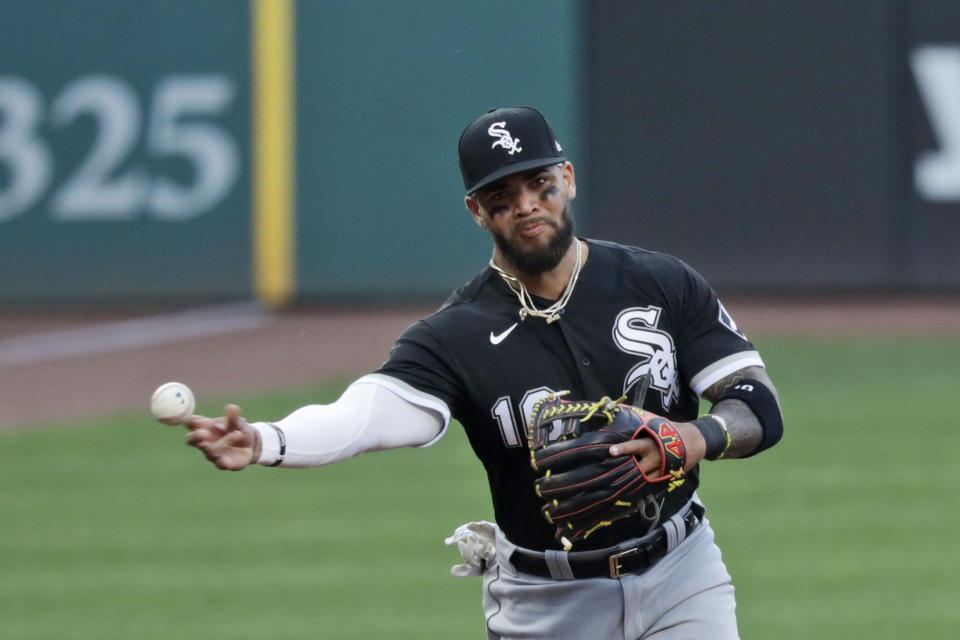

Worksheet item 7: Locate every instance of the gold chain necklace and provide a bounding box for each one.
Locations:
[489,239,583,324]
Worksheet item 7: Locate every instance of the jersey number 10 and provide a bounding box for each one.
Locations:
[490,387,560,448]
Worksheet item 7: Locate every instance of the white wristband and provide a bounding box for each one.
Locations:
[252,421,285,466]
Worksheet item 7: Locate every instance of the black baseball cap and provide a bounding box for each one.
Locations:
[458,106,566,195]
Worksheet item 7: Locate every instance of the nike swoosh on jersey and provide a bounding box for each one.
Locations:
[489,323,519,345]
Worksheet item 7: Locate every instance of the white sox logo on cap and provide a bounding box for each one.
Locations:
[488,121,522,155]
[459,106,566,194]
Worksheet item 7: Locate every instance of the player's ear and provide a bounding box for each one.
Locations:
[465,195,486,229]
[561,162,576,200]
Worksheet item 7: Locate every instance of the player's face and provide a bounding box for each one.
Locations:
[467,163,577,274]
[490,202,575,274]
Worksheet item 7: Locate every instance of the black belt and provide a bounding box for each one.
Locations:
[509,502,705,580]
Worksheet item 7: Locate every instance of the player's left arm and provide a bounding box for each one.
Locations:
[696,364,782,460]
[611,365,782,472]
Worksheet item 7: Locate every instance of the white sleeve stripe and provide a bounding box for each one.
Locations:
[690,351,765,395]
[353,373,452,447]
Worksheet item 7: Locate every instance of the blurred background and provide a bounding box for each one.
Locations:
[1,1,958,639]
[2,0,957,306]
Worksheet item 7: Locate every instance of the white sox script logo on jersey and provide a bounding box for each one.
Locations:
[488,121,522,155]
[612,306,679,411]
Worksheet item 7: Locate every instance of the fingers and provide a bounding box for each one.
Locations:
[185,428,252,471]
[608,438,650,458]
[609,438,662,475]
[183,403,253,471]
[184,414,212,431]
[185,404,243,433]
[224,403,242,431]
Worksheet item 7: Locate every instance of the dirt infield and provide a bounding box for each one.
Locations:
[1,296,958,430]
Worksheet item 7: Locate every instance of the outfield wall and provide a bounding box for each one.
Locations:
[583,0,960,291]
[0,1,956,304]
[0,2,252,301]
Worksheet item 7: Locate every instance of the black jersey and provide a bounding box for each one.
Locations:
[377,239,762,551]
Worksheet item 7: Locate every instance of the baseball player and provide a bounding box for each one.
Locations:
[184,106,783,639]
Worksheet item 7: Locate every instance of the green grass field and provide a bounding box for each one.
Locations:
[2,336,958,639]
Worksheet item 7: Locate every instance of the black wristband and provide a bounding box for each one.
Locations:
[266,422,286,467]
[718,379,783,455]
[692,415,730,461]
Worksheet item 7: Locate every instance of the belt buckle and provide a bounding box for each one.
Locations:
[608,547,640,579]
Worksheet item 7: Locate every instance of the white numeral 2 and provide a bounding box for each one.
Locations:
[0,74,239,221]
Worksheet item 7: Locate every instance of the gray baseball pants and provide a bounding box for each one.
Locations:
[482,516,739,639]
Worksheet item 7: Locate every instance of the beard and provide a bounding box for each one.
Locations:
[491,204,576,275]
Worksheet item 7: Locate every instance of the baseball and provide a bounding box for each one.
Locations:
[150,381,196,425]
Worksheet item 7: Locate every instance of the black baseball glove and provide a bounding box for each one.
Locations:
[527,393,687,549]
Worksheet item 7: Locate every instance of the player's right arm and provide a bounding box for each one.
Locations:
[184,374,448,471]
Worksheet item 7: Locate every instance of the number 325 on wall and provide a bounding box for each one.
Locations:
[0,75,240,222]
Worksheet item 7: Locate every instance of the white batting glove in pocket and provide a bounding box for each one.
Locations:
[444,521,497,577]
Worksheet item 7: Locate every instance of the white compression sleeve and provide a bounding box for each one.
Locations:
[252,373,450,468]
